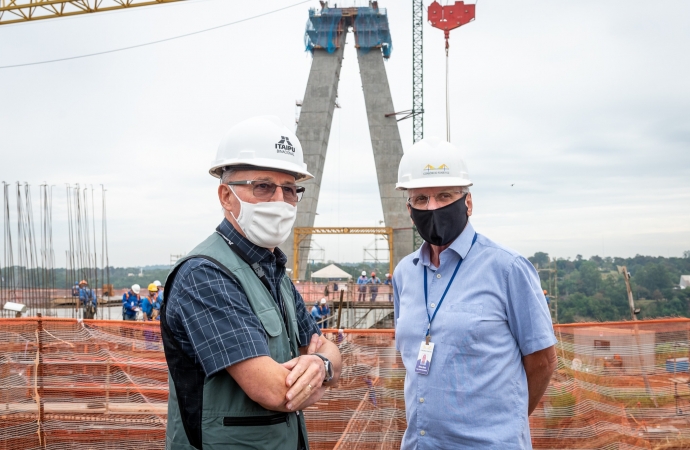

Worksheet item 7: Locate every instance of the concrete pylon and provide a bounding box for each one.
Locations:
[356,48,413,272]
[281,33,413,279]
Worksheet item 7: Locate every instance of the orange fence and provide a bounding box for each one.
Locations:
[1,317,690,449]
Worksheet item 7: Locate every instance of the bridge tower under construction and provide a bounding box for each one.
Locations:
[282,3,413,278]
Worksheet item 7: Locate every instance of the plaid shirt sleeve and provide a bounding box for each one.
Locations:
[166,258,270,377]
[291,283,322,347]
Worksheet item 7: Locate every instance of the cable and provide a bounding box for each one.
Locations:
[445,45,449,142]
[0,0,311,70]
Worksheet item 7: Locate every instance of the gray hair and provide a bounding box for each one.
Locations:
[221,167,239,185]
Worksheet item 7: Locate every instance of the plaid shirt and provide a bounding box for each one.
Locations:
[165,219,321,377]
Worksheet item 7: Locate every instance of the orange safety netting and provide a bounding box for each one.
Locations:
[1,317,690,449]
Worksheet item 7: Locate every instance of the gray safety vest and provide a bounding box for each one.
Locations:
[160,232,307,450]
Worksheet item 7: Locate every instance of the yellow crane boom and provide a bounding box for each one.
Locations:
[0,0,184,26]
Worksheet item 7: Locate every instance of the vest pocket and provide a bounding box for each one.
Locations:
[223,413,289,427]
[255,307,283,337]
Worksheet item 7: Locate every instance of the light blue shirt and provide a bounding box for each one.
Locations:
[393,222,556,449]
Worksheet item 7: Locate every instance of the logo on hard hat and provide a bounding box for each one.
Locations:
[423,164,449,175]
[275,136,296,155]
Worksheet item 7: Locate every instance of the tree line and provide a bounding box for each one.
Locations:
[528,251,690,323]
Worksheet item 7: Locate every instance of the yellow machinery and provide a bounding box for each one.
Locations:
[0,0,183,25]
[292,227,393,281]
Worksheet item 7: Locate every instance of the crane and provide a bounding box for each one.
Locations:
[0,0,184,26]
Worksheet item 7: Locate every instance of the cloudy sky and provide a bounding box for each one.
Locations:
[0,0,688,268]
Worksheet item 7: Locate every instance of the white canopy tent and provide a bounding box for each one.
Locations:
[310,264,353,280]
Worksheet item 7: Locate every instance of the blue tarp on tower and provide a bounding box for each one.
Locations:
[354,7,392,59]
[304,6,393,59]
[304,8,343,54]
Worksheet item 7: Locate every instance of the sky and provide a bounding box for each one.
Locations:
[0,0,688,268]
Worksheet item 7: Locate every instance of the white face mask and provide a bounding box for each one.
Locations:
[229,187,297,248]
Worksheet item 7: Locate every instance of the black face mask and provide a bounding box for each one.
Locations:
[410,194,469,246]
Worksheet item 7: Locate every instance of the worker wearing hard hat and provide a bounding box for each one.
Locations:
[384,273,393,302]
[122,284,140,321]
[367,271,381,302]
[356,270,368,302]
[317,298,330,329]
[78,280,97,319]
[140,284,158,321]
[151,280,163,320]
[161,116,341,450]
[392,138,556,449]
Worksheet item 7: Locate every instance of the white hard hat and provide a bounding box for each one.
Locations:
[361,271,366,276]
[396,137,472,190]
[210,116,314,181]
[320,298,327,304]
[131,284,141,294]
[153,280,162,287]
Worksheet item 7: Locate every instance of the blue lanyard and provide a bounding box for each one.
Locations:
[423,233,477,343]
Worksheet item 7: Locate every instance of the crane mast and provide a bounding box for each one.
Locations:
[412,0,424,144]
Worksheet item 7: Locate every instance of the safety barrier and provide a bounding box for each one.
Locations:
[1,317,689,449]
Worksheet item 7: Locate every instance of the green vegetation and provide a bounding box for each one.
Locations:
[528,252,690,323]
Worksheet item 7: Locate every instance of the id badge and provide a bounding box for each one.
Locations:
[414,341,435,375]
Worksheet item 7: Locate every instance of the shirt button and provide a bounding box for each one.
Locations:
[419,397,425,403]
[430,303,435,308]
[420,430,426,436]
[436,273,441,279]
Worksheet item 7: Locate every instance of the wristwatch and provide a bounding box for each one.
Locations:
[313,353,334,383]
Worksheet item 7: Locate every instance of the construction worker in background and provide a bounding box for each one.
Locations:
[161,116,341,450]
[310,301,322,326]
[140,284,157,321]
[368,271,381,302]
[357,270,368,302]
[317,298,330,329]
[154,280,164,303]
[393,138,557,449]
[544,289,550,306]
[122,284,140,321]
[79,280,97,319]
[384,273,393,302]
[71,281,80,298]
[151,280,163,320]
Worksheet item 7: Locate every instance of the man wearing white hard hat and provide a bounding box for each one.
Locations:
[161,116,341,450]
[122,284,141,321]
[393,138,556,449]
[356,270,368,302]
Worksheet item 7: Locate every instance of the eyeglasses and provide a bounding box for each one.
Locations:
[407,191,465,210]
[226,180,306,203]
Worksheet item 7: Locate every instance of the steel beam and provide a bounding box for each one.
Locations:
[0,0,183,25]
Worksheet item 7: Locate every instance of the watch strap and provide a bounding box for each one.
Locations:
[313,353,333,382]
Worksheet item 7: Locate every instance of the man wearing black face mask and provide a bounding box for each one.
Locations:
[392,138,557,450]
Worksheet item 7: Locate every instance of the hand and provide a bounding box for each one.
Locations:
[306,333,323,355]
[281,354,326,411]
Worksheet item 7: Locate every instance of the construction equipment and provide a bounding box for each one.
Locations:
[427,1,476,142]
[0,0,184,26]
[292,227,394,282]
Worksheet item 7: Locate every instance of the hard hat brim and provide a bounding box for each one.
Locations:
[395,177,473,190]
[210,159,314,181]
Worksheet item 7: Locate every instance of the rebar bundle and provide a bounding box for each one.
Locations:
[0,182,109,318]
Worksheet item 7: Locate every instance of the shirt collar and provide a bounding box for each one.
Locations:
[413,221,476,267]
[217,218,286,266]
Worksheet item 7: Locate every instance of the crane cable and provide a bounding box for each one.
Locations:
[445,38,451,143]
[0,0,311,70]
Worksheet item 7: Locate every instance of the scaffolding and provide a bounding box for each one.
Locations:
[304,3,392,59]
